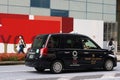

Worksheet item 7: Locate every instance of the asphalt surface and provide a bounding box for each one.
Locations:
[0,62,120,80]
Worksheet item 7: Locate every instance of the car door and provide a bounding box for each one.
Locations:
[77,36,105,67]
[70,36,92,66]
[61,35,76,68]
[47,34,75,68]
[61,35,86,68]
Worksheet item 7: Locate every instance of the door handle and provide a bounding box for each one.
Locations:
[84,52,89,54]
[99,56,103,58]
[64,52,70,54]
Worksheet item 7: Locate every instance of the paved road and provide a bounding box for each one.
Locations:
[0,62,120,80]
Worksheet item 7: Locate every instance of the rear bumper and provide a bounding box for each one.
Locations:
[25,58,51,68]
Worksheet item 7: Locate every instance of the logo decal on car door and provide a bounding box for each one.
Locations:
[70,51,80,66]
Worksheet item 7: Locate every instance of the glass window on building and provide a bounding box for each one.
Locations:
[104,22,117,41]
[51,9,69,17]
[30,0,50,8]
[117,0,120,50]
[104,22,117,52]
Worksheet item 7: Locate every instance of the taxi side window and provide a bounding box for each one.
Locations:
[82,38,98,49]
[47,36,60,48]
[74,37,83,49]
[65,39,73,48]
[64,36,83,49]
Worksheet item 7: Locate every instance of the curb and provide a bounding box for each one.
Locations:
[0,61,25,65]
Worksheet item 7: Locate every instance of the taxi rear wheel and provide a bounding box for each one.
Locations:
[35,67,45,72]
[50,60,63,74]
[104,59,114,71]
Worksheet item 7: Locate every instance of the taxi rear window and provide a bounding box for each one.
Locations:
[32,35,48,49]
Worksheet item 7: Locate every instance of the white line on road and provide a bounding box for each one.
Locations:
[16,79,25,80]
[57,77,70,80]
[101,73,116,79]
[0,70,34,73]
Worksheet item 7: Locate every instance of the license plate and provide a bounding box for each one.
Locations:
[29,55,34,59]
[29,52,35,54]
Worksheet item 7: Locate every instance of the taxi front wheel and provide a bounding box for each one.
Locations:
[104,59,114,71]
[50,60,63,74]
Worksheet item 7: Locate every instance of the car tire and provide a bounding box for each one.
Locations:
[35,67,45,72]
[50,60,63,74]
[104,59,114,71]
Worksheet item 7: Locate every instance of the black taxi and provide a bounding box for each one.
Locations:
[25,33,117,73]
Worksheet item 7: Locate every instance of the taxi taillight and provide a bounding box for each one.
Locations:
[27,47,31,51]
[40,48,48,56]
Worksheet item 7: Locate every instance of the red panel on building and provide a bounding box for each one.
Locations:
[34,16,73,33]
[0,14,73,44]
[0,18,60,44]
[0,13,28,24]
[62,17,73,33]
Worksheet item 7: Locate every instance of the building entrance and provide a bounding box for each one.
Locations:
[104,22,118,53]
